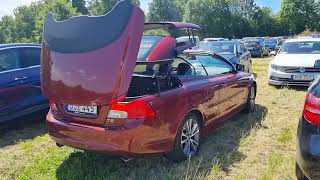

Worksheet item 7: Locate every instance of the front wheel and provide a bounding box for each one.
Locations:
[166,114,201,162]
[244,86,256,113]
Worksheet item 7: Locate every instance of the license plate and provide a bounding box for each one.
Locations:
[66,104,97,115]
[292,75,314,81]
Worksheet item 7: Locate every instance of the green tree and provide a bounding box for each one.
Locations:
[89,0,140,16]
[184,0,232,38]
[0,15,16,43]
[33,0,79,42]
[147,0,182,22]
[71,0,89,14]
[280,0,319,35]
[14,2,40,42]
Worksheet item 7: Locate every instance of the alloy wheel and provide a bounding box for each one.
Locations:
[181,118,200,156]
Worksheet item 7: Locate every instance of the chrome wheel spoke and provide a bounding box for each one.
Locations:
[191,129,199,137]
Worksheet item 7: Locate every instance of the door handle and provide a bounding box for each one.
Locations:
[14,77,28,81]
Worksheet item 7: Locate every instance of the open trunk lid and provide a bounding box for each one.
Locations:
[41,1,144,125]
[41,0,144,106]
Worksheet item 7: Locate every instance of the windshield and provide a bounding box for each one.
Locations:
[244,41,258,48]
[198,41,235,54]
[137,36,163,61]
[265,39,277,45]
[279,41,320,54]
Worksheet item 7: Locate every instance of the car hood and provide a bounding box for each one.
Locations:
[273,54,320,67]
[41,0,145,105]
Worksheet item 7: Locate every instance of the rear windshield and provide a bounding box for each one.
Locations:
[280,41,320,54]
[137,36,163,61]
[198,41,235,54]
[244,41,258,47]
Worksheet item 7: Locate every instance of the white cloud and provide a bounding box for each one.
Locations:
[0,0,38,18]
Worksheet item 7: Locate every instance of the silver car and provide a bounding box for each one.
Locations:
[268,38,320,86]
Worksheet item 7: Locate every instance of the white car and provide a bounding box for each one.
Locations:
[268,38,320,86]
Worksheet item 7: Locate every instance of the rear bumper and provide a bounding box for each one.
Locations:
[47,112,174,156]
[297,117,320,180]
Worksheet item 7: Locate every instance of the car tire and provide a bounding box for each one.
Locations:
[166,114,201,162]
[296,163,308,180]
[244,85,256,113]
[259,51,263,58]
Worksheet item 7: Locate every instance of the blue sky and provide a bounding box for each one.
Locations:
[0,0,283,18]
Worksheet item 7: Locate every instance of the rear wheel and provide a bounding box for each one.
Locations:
[296,163,308,180]
[244,86,256,113]
[166,114,201,162]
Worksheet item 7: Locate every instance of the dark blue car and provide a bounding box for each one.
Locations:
[197,40,252,72]
[0,43,48,123]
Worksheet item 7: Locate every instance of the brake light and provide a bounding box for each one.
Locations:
[49,100,58,114]
[107,99,156,119]
[303,92,320,125]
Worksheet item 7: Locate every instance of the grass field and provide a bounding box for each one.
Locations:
[0,57,307,180]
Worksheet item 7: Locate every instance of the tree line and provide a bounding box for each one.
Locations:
[0,0,319,44]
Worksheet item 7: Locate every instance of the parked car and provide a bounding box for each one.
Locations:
[139,23,200,61]
[0,43,48,123]
[197,40,252,72]
[296,78,320,180]
[42,1,257,162]
[270,39,286,55]
[268,39,320,86]
[243,40,269,58]
[203,38,228,42]
[176,36,200,46]
[264,38,278,51]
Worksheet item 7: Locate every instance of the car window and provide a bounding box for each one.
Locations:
[18,47,41,68]
[171,58,207,77]
[198,41,235,54]
[186,55,234,76]
[280,41,320,54]
[240,43,247,52]
[236,43,242,54]
[0,49,19,72]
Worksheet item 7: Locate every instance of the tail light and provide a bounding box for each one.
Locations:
[107,99,156,119]
[49,100,58,112]
[303,92,320,125]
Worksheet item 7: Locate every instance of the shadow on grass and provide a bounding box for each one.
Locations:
[273,84,309,92]
[0,110,48,148]
[55,105,267,180]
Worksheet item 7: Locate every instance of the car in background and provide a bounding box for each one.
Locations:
[310,34,320,38]
[265,38,278,51]
[296,78,320,180]
[243,40,269,58]
[270,39,286,55]
[268,39,320,86]
[42,0,257,162]
[203,38,228,42]
[138,22,201,61]
[197,40,252,72]
[0,43,48,123]
[176,36,200,46]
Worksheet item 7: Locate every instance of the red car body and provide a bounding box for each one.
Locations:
[42,1,256,160]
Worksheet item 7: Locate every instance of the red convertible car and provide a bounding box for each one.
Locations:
[42,0,257,162]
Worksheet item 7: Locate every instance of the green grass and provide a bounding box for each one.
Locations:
[0,57,304,179]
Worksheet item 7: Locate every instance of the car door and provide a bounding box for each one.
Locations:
[201,55,247,119]
[17,47,47,109]
[0,48,30,120]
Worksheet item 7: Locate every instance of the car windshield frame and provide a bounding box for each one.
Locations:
[279,41,320,54]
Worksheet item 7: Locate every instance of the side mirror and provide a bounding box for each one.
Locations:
[236,64,245,72]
